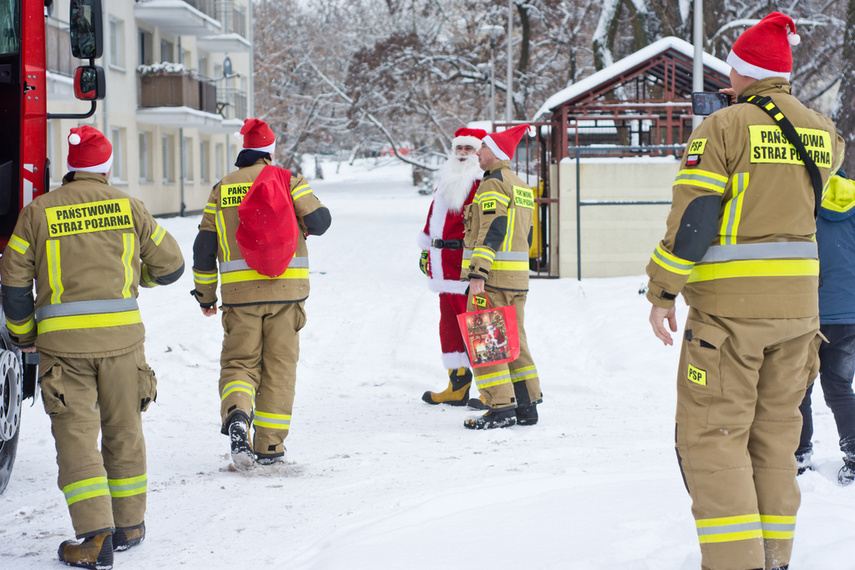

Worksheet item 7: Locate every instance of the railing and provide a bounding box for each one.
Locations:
[217,1,247,37]
[138,73,218,114]
[217,85,247,120]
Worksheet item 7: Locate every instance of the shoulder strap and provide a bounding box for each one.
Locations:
[741,94,824,217]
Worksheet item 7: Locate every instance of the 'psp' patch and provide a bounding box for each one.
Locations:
[687,138,707,155]
[687,364,707,386]
[481,199,497,212]
[474,296,487,308]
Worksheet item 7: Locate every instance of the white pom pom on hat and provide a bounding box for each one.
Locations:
[68,133,81,145]
[788,32,801,46]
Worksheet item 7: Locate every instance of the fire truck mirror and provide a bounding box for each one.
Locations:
[69,0,103,60]
[73,65,105,101]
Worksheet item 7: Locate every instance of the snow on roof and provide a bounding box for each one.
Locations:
[533,36,731,121]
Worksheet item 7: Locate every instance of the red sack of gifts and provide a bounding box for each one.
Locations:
[457,298,520,368]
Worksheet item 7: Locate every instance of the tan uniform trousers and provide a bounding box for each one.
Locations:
[675,308,820,570]
[466,287,541,409]
[39,344,154,538]
[218,302,306,459]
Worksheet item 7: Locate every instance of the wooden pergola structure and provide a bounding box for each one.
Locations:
[533,37,731,160]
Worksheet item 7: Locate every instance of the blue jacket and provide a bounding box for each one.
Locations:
[818,175,855,324]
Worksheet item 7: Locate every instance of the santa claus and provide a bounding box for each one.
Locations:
[418,127,486,406]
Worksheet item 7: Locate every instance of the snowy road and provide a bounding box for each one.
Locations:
[1,159,853,569]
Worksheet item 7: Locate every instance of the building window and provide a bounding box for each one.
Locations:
[110,127,123,181]
[109,17,124,70]
[139,131,151,182]
[160,40,174,63]
[181,136,194,181]
[200,140,209,182]
[139,29,153,66]
[162,134,174,183]
[215,143,224,181]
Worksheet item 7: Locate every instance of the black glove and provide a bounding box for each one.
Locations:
[190,289,216,310]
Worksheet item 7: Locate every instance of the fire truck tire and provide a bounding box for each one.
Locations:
[0,422,19,494]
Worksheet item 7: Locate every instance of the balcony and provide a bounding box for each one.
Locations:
[137,65,229,130]
[134,0,222,36]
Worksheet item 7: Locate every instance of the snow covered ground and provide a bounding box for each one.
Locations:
[1,157,854,569]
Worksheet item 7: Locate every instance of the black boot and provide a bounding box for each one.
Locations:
[464,408,516,430]
[839,458,855,486]
[513,381,538,426]
[422,368,472,406]
[515,403,538,426]
[795,446,813,475]
[58,532,113,569]
[113,521,145,551]
[228,414,254,470]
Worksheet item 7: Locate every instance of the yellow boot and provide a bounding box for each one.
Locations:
[58,531,113,569]
[422,368,472,406]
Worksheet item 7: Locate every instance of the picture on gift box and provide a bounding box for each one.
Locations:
[463,311,511,365]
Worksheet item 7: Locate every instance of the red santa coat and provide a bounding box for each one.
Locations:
[417,179,479,295]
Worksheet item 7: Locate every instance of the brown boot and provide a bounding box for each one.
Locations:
[113,521,145,551]
[422,368,472,406]
[58,531,113,569]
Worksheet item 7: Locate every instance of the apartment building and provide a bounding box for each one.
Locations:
[46,0,253,216]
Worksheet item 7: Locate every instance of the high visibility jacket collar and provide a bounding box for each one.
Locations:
[61,171,109,187]
[739,77,792,99]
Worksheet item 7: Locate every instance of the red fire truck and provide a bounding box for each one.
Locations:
[0,0,104,494]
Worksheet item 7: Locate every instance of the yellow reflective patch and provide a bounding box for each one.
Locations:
[513,186,535,209]
[474,295,487,308]
[687,138,707,155]
[45,199,133,238]
[481,199,497,211]
[749,126,832,168]
[220,183,252,208]
[688,364,707,386]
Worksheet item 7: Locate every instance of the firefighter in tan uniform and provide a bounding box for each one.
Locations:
[461,124,542,429]
[0,126,184,569]
[646,13,844,570]
[192,119,330,469]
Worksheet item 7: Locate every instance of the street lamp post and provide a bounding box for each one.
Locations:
[480,25,503,126]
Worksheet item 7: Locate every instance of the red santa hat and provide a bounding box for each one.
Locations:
[240,118,276,154]
[451,127,487,150]
[726,12,800,81]
[482,124,529,161]
[67,125,113,174]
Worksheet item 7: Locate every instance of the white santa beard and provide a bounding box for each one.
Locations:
[434,154,481,212]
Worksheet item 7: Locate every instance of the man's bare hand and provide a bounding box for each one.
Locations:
[469,278,485,296]
[649,305,678,346]
[20,346,37,353]
[201,306,217,317]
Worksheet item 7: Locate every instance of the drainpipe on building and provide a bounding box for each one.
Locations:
[692,0,704,130]
[180,127,185,216]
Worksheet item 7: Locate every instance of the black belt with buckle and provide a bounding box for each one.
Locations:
[431,239,464,250]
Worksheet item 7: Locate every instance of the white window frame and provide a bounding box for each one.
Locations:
[200,140,209,183]
[139,131,151,183]
[162,134,173,183]
[110,127,124,182]
[109,17,125,71]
